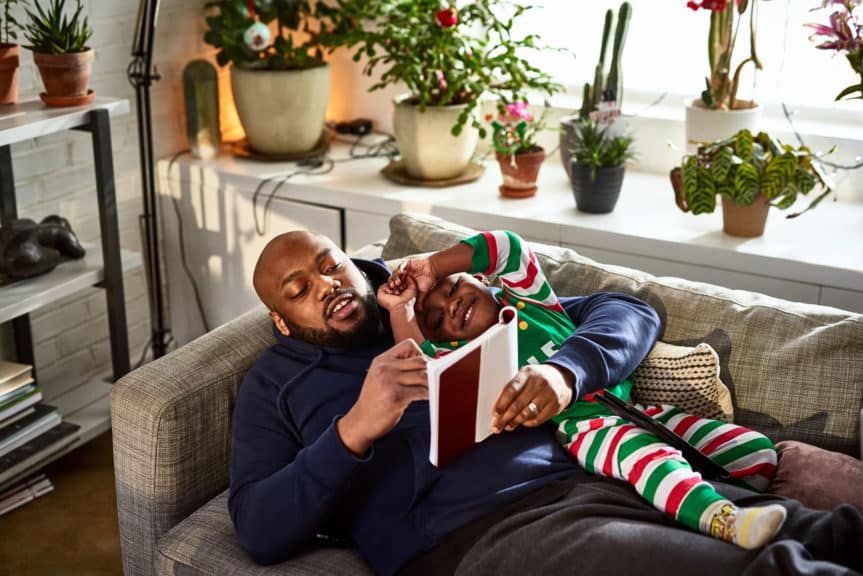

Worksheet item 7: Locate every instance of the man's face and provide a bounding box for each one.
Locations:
[417,273,500,343]
[261,233,380,347]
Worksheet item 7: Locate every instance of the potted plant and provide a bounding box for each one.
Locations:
[204,0,332,155]
[569,116,635,213]
[322,0,560,181]
[684,0,765,152]
[0,0,21,105]
[560,2,631,179]
[807,0,862,101]
[23,0,94,107]
[671,128,832,237]
[489,101,549,198]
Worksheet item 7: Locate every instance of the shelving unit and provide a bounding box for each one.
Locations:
[0,97,139,488]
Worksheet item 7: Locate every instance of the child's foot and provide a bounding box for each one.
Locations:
[703,502,787,549]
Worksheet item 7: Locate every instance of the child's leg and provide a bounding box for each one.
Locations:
[646,406,777,492]
[559,415,786,549]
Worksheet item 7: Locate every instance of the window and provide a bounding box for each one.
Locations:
[517,0,863,113]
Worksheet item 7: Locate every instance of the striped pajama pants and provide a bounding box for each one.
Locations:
[559,405,778,535]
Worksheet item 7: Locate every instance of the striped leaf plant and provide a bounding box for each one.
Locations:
[673,129,833,219]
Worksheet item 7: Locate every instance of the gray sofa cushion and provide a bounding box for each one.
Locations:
[382,213,863,456]
[157,491,372,576]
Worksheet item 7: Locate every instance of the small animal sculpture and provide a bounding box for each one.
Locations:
[0,215,86,280]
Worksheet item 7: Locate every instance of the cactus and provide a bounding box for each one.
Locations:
[579,2,630,120]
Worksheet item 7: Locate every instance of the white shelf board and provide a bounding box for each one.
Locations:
[0,97,130,147]
[0,246,142,324]
[159,142,863,293]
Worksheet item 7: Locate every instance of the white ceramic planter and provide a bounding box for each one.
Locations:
[392,94,479,180]
[230,63,330,155]
[685,98,762,154]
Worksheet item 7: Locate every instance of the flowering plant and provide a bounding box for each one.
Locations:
[488,101,548,155]
[321,0,561,136]
[686,0,764,110]
[807,0,862,101]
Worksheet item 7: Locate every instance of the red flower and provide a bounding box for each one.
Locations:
[436,7,458,28]
[686,0,729,11]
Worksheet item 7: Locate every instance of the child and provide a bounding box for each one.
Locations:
[378,230,786,550]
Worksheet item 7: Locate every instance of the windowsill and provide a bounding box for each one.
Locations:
[159,140,863,296]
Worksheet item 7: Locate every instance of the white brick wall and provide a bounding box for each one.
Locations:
[1,0,210,414]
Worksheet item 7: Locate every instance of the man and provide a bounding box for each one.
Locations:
[229,230,862,576]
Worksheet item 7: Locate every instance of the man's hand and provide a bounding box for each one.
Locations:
[491,364,574,433]
[337,339,429,457]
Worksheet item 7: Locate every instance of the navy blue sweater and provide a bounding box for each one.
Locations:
[228,258,661,575]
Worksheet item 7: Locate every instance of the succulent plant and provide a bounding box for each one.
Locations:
[579,1,631,120]
[672,129,833,219]
[23,0,92,54]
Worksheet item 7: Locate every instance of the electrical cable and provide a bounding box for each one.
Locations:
[166,150,211,333]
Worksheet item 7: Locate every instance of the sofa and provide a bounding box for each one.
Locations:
[111,212,863,576]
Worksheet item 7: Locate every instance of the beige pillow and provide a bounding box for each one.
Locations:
[632,341,734,422]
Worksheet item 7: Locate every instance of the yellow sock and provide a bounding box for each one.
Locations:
[702,501,786,549]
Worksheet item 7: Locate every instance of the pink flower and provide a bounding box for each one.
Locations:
[436,8,458,28]
[686,0,730,11]
[436,70,447,91]
[504,101,533,122]
[807,1,861,52]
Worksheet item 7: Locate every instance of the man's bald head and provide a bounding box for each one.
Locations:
[253,230,334,310]
[253,230,381,347]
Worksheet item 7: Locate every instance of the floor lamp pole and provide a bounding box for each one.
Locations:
[129,0,168,359]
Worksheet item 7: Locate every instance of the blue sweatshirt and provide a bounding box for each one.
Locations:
[228,258,661,575]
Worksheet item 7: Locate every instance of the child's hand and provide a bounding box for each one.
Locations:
[377,273,418,312]
[391,258,436,296]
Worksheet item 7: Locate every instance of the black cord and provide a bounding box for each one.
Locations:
[166,149,211,333]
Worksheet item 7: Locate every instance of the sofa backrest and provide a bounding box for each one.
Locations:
[382,212,863,456]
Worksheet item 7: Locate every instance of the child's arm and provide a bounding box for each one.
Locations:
[376,275,426,346]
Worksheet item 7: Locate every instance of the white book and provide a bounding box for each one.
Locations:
[0,389,42,423]
[426,306,519,467]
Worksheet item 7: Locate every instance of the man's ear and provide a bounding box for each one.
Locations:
[269,310,291,336]
[472,273,490,286]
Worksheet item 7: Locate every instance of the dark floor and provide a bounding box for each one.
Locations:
[0,431,122,576]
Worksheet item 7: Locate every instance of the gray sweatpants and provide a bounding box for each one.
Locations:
[406,476,862,576]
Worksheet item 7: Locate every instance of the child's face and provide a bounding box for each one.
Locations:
[417,273,500,342]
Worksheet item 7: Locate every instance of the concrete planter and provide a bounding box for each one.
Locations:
[570,164,626,213]
[392,94,478,180]
[230,63,330,155]
[685,98,761,154]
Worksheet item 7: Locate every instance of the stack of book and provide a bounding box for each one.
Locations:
[0,361,80,498]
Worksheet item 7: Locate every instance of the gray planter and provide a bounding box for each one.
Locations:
[559,115,579,179]
[570,163,626,213]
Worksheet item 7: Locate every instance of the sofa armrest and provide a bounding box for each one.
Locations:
[111,306,275,576]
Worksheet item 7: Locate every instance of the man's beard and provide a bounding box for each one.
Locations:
[281,282,381,349]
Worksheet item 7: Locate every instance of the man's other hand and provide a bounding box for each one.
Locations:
[337,339,429,457]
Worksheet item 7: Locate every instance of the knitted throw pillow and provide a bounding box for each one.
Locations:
[632,342,734,422]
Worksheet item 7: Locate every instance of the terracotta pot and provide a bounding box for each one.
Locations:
[393,94,479,180]
[685,98,761,155]
[231,63,330,155]
[33,48,94,100]
[0,44,20,105]
[496,147,545,198]
[570,164,626,213]
[721,194,769,237]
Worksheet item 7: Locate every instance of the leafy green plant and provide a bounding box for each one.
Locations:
[674,129,832,218]
[24,0,92,54]
[1,0,21,45]
[320,0,563,137]
[204,0,329,70]
[570,117,635,180]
